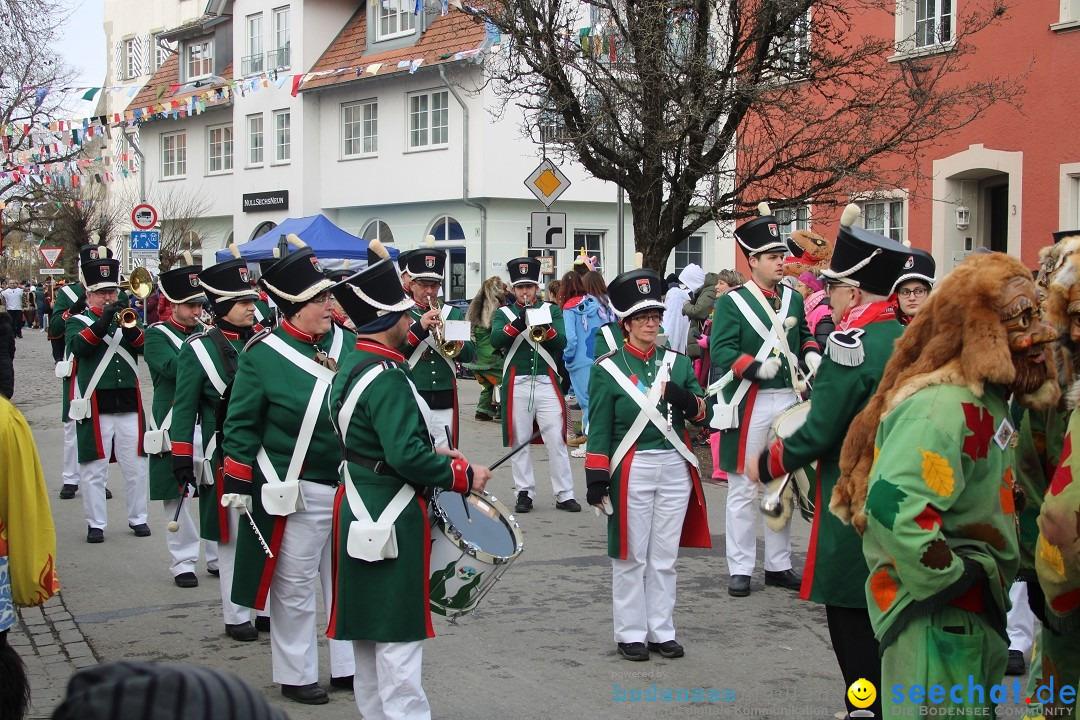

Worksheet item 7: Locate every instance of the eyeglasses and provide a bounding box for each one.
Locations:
[825,281,854,293]
[630,313,662,324]
[309,292,335,305]
[897,287,928,298]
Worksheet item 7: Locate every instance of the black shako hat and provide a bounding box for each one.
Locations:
[507,257,541,286]
[199,260,260,303]
[608,269,666,319]
[159,264,205,304]
[331,258,414,331]
[82,258,122,292]
[259,246,334,307]
[821,204,911,296]
[397,249,417,273]
[734,202,789,258]
[406,248,446,282]
[78,243,112,265]
[892,247,936,292]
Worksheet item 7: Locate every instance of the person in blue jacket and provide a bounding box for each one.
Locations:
[563,271,617,457]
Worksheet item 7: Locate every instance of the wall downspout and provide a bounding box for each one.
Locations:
[439,65,488,281]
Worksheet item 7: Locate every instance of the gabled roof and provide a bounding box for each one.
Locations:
[129,52,233,118]
[300,4,487,93]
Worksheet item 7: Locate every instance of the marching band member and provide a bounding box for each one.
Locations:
[748,206,909,717]
[894,248,936,324]
[491,257,581,514]
[833,252,1059,714]
[220,242,355,704]
[171,257,263,642]
[50,243,119,502]
[710,203,820,597]
[65,255,150,543]
[144,259,215,588]
[398,249,417,294]
[585,269,711,661]
[326,257,491,720]
[401,248,475,447]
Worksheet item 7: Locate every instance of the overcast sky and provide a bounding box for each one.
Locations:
[56,0,106,116]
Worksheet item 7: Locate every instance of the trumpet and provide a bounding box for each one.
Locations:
[528,324,549,342]
[118,307,140,328]
[428,296,462,359]
[120,266,156,300]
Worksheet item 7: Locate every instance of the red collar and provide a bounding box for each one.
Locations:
[749,279,778,298]
[281,319,323,343]
[168,317,194,334]
[624,341,656,360]
[355,339,405,362]
[89,306,103,317]
[838,300,897,331]
[413,301,432,312]
[219,328,241,341]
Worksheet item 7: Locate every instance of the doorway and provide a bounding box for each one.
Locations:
[987,184,1009,254]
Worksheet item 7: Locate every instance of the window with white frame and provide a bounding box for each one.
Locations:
[271,7,290,68]
[408,90,449,150]
[770,9,810,77]
[244,14,264,76]
[376,1,416,41]
[1056,0,1080,26]
[161,131,187,178]
[208,124,233,174]
[273,110,290,163]
[125,38,139,79]
[914,0,952,48]
[860,199,905,243]
[573,231,605,272]
[361,220,395,244]
[248,114,264,165]
[775,205,810,245]
[342,100,378,158]
[186,39,213,80]
[672,235,704,273]
[154,35,173,71]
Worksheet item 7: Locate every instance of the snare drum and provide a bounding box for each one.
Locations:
[766,401,816,522]
[429,489,524,619]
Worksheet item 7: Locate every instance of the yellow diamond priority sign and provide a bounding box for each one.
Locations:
[525,160,570,207]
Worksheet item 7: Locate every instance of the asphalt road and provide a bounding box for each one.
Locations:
[11,327,858,720]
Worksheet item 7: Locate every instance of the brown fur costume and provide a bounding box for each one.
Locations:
[466,276,508,329]
[783,229,832,277]
[1042,237,1080,391]
[831,252,1061,533]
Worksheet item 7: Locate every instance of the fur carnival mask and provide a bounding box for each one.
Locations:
[783,229,832,277]
[831,252,1061,534]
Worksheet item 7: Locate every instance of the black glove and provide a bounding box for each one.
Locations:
[663,381,700,417]
[121,324,142,343]
[510,313,528,333]
[173,455,196,492]
[585,467,610,506]
[69,295,87,315]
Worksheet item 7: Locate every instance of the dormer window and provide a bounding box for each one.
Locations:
[376,2,416,41]
[186,39,214,81]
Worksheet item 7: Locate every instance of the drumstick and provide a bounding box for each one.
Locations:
[489,430,543,471]
[167,486,187,532]
[445,425,472,524]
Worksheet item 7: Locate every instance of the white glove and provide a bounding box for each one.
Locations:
[221,493,253,512]
[804,351,822,376]
[756,356,782,380]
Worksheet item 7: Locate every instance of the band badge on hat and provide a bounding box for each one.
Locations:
[238,267,249,282]
[636,277,651,294]
[188,273,200,287]
[310,256,322,272]
[101,265,111,277]
[88,248,101,260]
[903,255,914,270]
[424,255,434,268]
[768,223,779,237]
[519,262,529,274]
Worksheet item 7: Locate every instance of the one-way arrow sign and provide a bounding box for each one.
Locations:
[529,212,567,250]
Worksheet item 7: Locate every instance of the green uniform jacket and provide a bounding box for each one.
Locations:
[254,298,273,327]
[710,282,818,473]
[862,382,1020,650]
[585,343,712,559]
[758,305,903,607]
[66,306,146,463]
[144,319,200,501]
[50,284,84,422]
[464,325,499,372]
[1035,407,1080,631]
[401,302,476,444]
[490,301,567,446]
[222,322,355,610]
[172,328,250,543]
[592,322,625,358]
[1013,402,1068,572]
[326,340,471,642]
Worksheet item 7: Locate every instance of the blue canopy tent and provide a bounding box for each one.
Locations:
[215,214,398,267]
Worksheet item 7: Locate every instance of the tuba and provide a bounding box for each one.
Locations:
[429,296,462,358]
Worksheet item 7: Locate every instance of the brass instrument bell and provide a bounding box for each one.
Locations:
[429,296,462,358]
[120,266,156,300]
[118,307,140,328]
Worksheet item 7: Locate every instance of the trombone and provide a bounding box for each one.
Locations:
[117,266,156,328]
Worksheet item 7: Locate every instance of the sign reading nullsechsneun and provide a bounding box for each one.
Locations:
[242,190,289,213]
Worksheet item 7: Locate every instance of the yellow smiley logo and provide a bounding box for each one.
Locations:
[847,678,877,709]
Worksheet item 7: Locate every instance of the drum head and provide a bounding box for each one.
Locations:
[437,492,518,558]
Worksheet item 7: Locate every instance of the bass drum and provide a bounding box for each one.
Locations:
[429,489,524,619]
[766,401,816,523]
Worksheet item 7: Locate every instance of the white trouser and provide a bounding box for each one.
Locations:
[725,389,796,576]
[218,507,254,626]
[163,427,211,576]
[612,450,691,644]
[510,375,575,501]
[1007,580,1036,654]
[353,640,429,720]
[62,420,81,487]
[428,407,453,449]
[79,412,149,530]
[269,480,355,685]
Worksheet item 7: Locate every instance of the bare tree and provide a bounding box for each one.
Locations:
[145,185,214,271]
[471,0,1017,269]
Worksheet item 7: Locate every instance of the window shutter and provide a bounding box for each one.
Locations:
[114,134,125,174]
[138,35,150,76]
[129,130,142,171]
[114,41,124,82]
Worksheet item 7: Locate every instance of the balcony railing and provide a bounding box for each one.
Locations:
[241,52,265,76]
[267,45,291,70]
